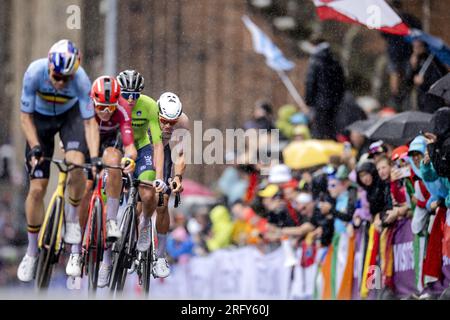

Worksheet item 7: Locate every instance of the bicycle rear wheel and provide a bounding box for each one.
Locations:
[88,198,104,292]
[35,197,63,290]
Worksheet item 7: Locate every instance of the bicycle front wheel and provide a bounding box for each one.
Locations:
[35,196,63,290]
[88,197,104,292]
[142,247,153,296]
[110,205,135,293]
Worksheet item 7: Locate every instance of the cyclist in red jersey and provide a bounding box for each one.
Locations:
[66,76,137,278]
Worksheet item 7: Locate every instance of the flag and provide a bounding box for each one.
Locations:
[242,15,295,71]
[313,0,410,35]
[407,29,450,67]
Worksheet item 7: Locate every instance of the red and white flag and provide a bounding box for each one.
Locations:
[313,0,410,35]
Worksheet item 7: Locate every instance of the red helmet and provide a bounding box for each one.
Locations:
[90,76,121,106]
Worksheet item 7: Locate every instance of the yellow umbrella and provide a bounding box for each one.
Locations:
[283,139,351,170]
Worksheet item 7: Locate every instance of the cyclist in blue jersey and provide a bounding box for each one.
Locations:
[17,40,100,282]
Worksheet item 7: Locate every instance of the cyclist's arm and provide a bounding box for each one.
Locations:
[20,66,40,148]
[148,103,164,180]
[84,118,100,159]
[20,113,40,149]
[153,142,164,180]
[118,104,137,160]
[173,114,190,177]
[76,68,99,159]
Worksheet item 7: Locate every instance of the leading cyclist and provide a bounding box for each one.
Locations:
[98,70,167,287]
[17,40,100,282]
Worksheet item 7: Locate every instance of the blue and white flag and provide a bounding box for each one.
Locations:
[242,15,295,71]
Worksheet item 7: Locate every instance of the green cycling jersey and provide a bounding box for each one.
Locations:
[131,94,162,150]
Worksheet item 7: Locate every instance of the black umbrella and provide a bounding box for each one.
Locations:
[429,73,450,103]
[345,118,379,134]
[364,111,432,146]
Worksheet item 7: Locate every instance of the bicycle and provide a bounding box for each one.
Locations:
[34,158,89,290]
[81,161,123,293]
[109,174,163,296]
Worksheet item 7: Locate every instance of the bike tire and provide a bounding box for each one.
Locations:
[88,198,103,292]
[109,206,133,293]
[117,206,137,291]
[35,197,63,290]
[142,246,153,296]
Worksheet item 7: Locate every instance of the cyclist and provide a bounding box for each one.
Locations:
[67,76,138,278]
[98,70,167,287]
[17,39,100,282]
[152,92,190,278]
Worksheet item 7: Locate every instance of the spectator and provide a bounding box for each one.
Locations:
[205,204,233,252]
[305,38,345,140]
[275,104,298,140]
[167,226,195,264]
[230,200,253,246]
[243,100,275,131]
[187,207,211,256]
[381,0,422,109]
[405,40,448,113]
[336,91,367,139]
[324,165,358,235]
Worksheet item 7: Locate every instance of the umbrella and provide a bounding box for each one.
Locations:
[283,139,350,170]
[364,111,432,146]
[407,29,450,67]
[181,179,215,197]
[429,73,450,103]
[345,118,379,134]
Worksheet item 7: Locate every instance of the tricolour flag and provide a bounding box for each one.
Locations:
[313,0,410,35]
[242,15,295,71]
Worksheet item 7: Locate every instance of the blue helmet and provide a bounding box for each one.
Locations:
[48,39,81,76]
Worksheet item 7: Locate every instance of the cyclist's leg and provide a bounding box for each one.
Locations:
[60,106,88,277]
[135,145,157,252]
[155,144,172,261]
[60,105,88,244]
[103,146,123,240]
[97,144,124,286]
[79,173,93,230]
[154,196,171,278]
[18,115,54,282]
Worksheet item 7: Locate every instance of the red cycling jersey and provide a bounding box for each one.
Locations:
[92,100,134,147]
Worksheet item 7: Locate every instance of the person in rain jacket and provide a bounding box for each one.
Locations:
[305,38,345,139]
[206,205,234,252]
[408,135,443,234]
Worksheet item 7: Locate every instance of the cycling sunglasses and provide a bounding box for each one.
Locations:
[159,116,178,125]
[121,92,141,100]
[94,102,117,113]
[51,72,71,83]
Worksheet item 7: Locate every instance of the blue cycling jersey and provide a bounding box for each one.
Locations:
[20,58,94,119]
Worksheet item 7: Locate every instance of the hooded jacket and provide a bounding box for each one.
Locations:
[206,205,234,252]
[409,135,445,210]
[356,161,392,217]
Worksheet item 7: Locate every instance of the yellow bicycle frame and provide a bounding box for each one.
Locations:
[38,171,67,251]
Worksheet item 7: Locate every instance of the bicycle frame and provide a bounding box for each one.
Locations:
[38,169,66,252]
[84,174,106,251]
[110,174,161,293]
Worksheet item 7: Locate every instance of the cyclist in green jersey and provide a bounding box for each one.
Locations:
[97,70,167,287]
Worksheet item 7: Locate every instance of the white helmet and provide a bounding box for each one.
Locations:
[158,92,183,121]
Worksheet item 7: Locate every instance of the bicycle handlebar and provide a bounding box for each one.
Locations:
[125,173,164,207]
[172,181,181,208]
